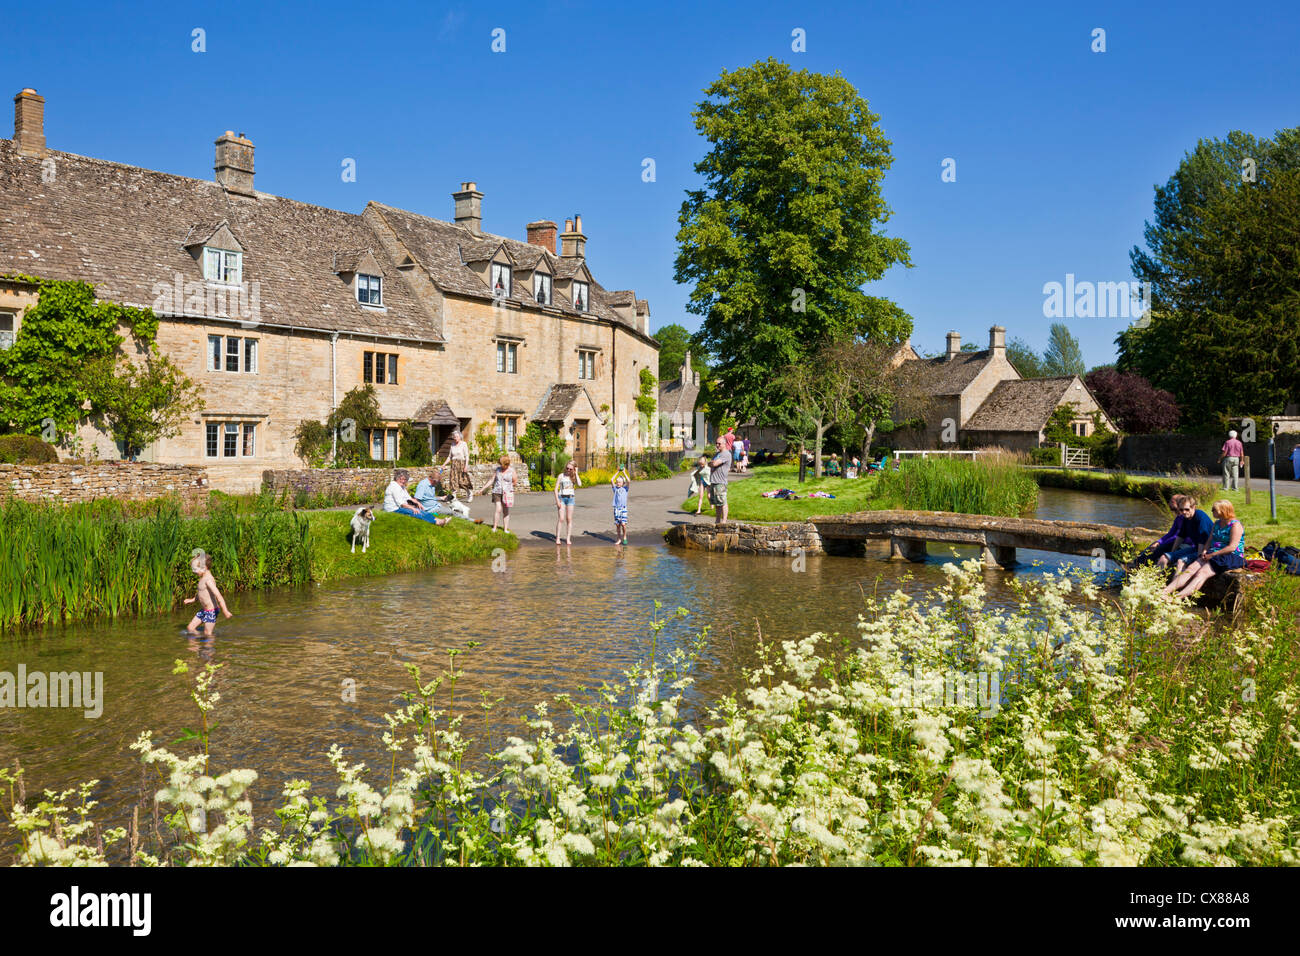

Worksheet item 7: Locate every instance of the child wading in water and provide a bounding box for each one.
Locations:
[611,467,631,545]
[184,552,231,637]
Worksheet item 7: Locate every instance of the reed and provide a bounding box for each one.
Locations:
[0,497,311,630]
[873,454,1038,515]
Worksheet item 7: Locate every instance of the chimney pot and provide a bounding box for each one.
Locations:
[560,215,587,259]
[13,88,46,159]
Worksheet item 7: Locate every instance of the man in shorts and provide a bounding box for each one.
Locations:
[709,443,731,524]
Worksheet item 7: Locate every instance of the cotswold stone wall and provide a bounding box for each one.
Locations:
[1118,434,1300,480]
[262,463,522,500]
[0,463,209,507]
[665,521,823,555]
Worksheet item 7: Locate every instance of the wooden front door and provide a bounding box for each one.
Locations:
[572,420,588,464]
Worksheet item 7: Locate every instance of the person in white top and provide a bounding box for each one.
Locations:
[554,460,582,546]
[445,429,473,503]
[382,469,447,525]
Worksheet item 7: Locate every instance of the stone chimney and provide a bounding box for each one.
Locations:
[560,215,586,259]
[989,325,1006,353]
[681,350,691,384]
[526,220,557,254]
[13,89,45,159]
[945,330,961,361]
[453,181,483,234]
[214,131,255,197]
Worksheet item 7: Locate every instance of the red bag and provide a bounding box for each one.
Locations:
[1245,558,1271,572]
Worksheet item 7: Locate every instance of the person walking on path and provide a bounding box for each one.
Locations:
[444,429,474,503]
[611,468,631,545]
[709,442,731,524]
[554,460,581,546]
[1162,500,1245,599]
[688,454,711,514]
[1219,430,1245,490]
[478,455,517,533]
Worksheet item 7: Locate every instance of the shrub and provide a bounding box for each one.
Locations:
[398,422,431,467]
[0,433,59,464]
[581,467,615,486]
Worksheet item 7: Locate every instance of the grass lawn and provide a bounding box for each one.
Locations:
[684,464,884,521]
[1030,469,1300,548]
[306,511,517,584]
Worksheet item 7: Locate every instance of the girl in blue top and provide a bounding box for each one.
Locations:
[611,468,630,545]
[1163,499,1245,600]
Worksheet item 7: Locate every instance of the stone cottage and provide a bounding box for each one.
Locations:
[0,89,659,490]
[658,350,701,447]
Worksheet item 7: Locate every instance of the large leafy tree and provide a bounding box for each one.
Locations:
[1042,323,1086,377]
[1006,337,1047,378]
[674,58,913,425]
[1085,366,1180,433]
[1118,128,1300,429]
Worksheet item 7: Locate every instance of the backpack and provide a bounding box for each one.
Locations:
[1261,540,1300,575]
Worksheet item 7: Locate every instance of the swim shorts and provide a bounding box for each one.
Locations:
[613,505,628,524]
[196,608,217,624]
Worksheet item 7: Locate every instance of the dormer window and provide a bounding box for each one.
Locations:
[534,272,552,305]
[573,280,589,312]
[491,263,512,299]
[357,273,383,306]
[203,248,242,285]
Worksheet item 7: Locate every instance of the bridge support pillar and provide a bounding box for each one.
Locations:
[981,545,1017,569]
[890,537,927,562]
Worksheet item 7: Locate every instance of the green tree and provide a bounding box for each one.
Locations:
[1119,128,1300,428]
[1042,323,1086,377]
[634,368,657,445]
[654,323,709,382]
[86,354,205,460]
[1006,338,1046,378]
[327,385,382,466]
[0,280,159,441]
[674,58,913,426]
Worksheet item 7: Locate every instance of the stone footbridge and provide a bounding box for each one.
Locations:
[666,510,1164,569]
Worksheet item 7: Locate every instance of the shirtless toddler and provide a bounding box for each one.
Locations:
[184,552,232,636]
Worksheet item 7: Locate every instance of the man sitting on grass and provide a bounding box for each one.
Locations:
[383,469,449,525]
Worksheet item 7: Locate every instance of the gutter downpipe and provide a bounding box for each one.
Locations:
[331,331,339,461]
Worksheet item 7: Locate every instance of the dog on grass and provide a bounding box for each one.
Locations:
[350,507,375,554]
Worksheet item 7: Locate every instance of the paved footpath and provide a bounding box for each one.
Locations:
[463,472,751,547]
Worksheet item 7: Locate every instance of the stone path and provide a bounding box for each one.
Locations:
[462,472,750,547]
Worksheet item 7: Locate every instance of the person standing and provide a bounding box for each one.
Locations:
[1290,442,1300,482]
[554,460,581,546]
[1219,429,1245,490]
[478,455,516,533]
[611,468,631,545]
[445,429,473,503]
[688,454,711,514]
[709,442,731,524]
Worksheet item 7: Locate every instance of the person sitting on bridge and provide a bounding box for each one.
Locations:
[1157,495,1213,571]
[1128,494,1186,568]
[1162,500,1245,600]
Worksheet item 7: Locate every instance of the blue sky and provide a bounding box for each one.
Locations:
[5,0,1298,366]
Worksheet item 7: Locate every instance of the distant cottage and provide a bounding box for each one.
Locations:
[0,89,659,490]
[895,326,1115,450]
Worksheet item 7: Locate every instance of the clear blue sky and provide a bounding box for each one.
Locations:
[5,0,1297,366]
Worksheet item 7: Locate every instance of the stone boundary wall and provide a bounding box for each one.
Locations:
[0,463,209,507]
[665,521,822,556]
[1119,433,1300,480]
[262,463,526,500]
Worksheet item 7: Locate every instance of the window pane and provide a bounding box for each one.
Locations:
[204,249,220,281]
[373,276,382,305]
[387,353,397,385]
[375,352,386,384]
[224,251,242,285]
[364,352,373,383]
[209,336,222,371]
[371,430,383,460]
[508,344,516,373]
[496,343,505,373]
[223,423,238,457]
[386,429,397,460]
[243,423,255,456]
[244,338,257,373]
[226,336,240,372]
[206,424,218,457]
[497,420,505,449]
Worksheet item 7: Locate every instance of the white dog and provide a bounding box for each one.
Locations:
[441,494,471,520]
[350,507,375,554]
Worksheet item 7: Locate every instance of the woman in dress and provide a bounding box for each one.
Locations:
[445,429,473,503]
[1162,499,1245,599]
[478,454,517,533]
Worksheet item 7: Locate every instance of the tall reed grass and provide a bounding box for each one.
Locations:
[873,454,1038,515]
[0,497,311,630]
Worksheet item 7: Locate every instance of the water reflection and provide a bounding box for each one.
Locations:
[0,488,1166,829]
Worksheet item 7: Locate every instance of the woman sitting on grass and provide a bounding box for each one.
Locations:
[1161,499,1245,600]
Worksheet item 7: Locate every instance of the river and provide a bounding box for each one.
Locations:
[0,488,1165,830]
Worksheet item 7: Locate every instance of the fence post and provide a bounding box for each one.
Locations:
[1244,454,1251,505]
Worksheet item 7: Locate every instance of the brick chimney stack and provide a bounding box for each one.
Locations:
[560,215,586,259]
[526,220,558,254]
[453,181,483,234]
[13,88,45,159]
[945,330,962,361]
[214,130,255,197]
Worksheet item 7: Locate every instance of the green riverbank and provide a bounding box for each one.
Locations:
[0,499,516,630]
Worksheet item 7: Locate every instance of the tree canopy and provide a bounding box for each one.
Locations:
[1042,323,1086,378]
[1117,128,1300,429]
[654,323,709,383]
[1085,366,1180,434]
[674,58,912,425]
[1006,338,1047,378]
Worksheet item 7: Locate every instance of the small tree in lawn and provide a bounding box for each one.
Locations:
[86,354,204,460]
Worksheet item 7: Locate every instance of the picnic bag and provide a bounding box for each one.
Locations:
[1261,540,1300,575]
